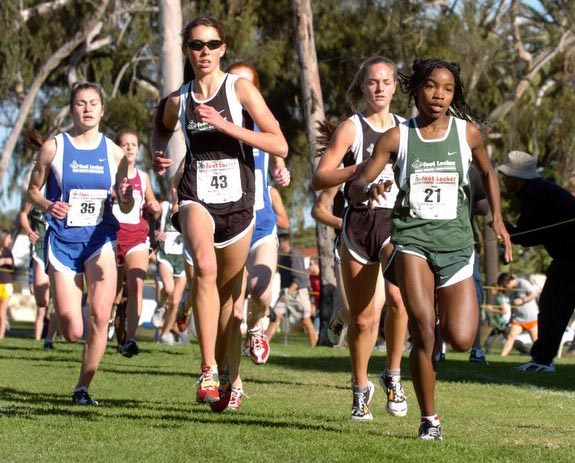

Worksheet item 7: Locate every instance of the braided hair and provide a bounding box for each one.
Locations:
[399,58,480,123]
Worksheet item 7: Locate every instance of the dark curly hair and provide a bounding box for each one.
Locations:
[399,58,480,123]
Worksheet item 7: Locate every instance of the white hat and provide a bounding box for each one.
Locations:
[497,150,541,180]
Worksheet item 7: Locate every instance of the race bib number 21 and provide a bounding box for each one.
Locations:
[409,172,459,220]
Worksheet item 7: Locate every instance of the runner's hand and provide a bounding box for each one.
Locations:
[153,150,173,176]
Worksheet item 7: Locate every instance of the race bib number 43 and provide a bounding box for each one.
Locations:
[67,189,108,227]
[197,159,242,204]
[409,172,459,220]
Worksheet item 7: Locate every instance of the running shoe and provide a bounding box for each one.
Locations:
[72,388,99,406]
[469,348,489,365]
[327,317,344,346]
[43,340,54,350]
[350,384,373,421]
[151,306,165,329]
[511,360,556,373]
[176,304,191,332]
[434,352,446,362]
[210,373,231,413]
[195,366,220,403]
[418,419,442,440]
[248,328,270,364]
[226,387,247,412]
[366,380,375,405]
[107,318,115,341]
[380,373,408,417]
[118,338,139,358]
[159,332,175,346]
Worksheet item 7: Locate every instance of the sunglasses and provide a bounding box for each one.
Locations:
[186,39,223,51]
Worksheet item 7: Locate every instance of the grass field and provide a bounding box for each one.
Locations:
[1,330,574,463]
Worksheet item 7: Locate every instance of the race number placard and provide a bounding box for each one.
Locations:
[66,189,108,227]
[164,231,183,255]
[409,172,459,220]
[373,166,399,209]
[197,159,242,204]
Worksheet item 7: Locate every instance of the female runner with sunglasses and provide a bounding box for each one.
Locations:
[313,56,409,422]
[348,58,512,439]
[152,17,288,405]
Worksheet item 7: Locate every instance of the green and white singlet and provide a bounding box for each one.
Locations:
[392,116,474,252]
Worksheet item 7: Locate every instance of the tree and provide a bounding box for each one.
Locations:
[292,0,335,288]
[0,0,111,190]
[158,0,186,181]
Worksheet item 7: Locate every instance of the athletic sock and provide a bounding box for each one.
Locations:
[421,414,440,426]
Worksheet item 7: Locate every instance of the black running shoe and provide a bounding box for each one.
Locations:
[43,340,54,350]
[72,389,99,406]
[119,338,139,358]
[418,419,442,440]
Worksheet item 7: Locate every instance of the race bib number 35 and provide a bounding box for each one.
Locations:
[67,189,108,227]
[197,159,242,204]
[409,172,459,220]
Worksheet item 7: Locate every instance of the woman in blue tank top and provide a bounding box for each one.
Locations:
[27,82,133,407]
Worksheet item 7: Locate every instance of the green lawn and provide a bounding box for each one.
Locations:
[1,331,574,463]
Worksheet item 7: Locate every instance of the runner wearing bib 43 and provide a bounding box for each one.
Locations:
[152,17,288,407]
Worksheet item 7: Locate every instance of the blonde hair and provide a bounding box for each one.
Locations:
[346,56,397,112]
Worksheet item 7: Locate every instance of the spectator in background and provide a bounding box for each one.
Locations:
[0,230,15,339]
[19,201,58,347]
[482,275,512,353]
[308,257,321,331]
[498,150,575,372]
[498,273,539,356]
[468,165,490,365]
[266,232,317,347]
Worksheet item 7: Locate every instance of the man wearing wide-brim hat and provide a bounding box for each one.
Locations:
[498,150,575,371]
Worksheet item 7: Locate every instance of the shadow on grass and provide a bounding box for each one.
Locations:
[100,365,195,379]
[268,353,575,392]
[0,386,412,439]
[435,358,575,392]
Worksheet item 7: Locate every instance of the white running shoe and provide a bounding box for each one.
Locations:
[248,328,270,364]
[380,372,408,417]
[511,360,556,373]
[107,318,115,341]
[151,307,165,328]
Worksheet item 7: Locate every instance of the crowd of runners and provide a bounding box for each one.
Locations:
[4,15,574,442]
